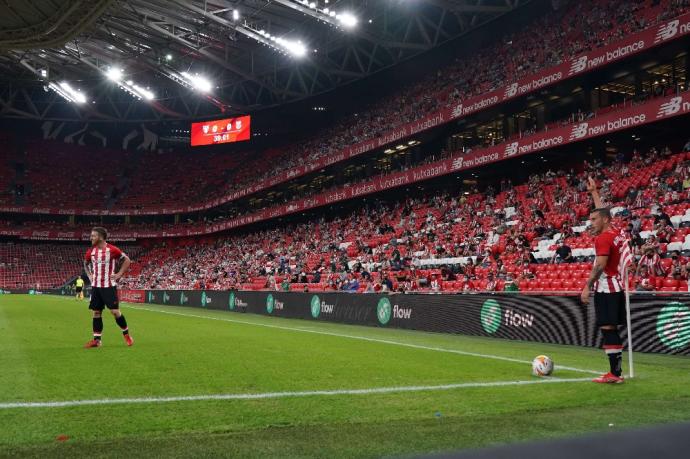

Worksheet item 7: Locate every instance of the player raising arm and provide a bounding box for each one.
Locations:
[582,177,628,383]
[83,227,134,348]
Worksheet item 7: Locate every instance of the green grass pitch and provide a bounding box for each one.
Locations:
[1,294,689,458]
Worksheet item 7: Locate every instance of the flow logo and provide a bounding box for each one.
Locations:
[481,299,502,334]
[656,302,690,349]
[377,298,392,325]
[266,294,274,314]
[311,295,321,318]
[201,291,207,308]
[179,292,188,305]
[229,292,235,310]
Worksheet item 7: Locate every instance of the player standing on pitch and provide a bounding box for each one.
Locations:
[581,177,627,383]
[83,227,134,348]
[75,276,85,300]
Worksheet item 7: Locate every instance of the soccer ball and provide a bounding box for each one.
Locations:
[532,355,554,377]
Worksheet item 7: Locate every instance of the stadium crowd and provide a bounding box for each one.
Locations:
[114,145,690,294]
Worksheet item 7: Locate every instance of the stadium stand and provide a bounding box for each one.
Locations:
[0,243,142,289]
[109,146,690,294]
[1,0,687,213]
[4,141,690,293]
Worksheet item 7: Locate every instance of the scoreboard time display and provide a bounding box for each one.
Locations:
[190,115,251,146]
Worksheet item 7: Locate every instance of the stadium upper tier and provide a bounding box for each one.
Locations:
[0,0,687,217]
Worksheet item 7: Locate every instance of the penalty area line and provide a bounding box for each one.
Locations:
[123,304,601,375]
[0,377,592,410]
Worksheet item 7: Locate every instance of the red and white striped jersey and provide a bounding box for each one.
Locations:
[85,243,125,288]
[593,228,631,293]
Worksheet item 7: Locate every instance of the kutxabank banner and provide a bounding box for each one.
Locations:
[133,290,690,355]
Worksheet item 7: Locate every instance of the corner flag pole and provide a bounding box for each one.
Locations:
[624,269,634,378]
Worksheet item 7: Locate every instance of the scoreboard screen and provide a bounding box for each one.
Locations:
[190,115,251,146]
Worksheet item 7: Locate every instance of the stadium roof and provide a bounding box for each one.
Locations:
[0,0,526,122]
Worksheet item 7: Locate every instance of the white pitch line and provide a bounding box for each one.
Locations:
[124,305,601,375]
[0,377,592,410]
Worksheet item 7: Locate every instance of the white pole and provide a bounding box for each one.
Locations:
[624,269,634,378]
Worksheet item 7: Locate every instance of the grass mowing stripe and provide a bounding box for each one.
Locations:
[123,304,602,375]
[0,377,593,409]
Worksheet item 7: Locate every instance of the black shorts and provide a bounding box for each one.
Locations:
[75,287,83,293]
[594,291,626,326]
[89,287,119,311]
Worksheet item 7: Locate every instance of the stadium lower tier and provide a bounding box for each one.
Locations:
[0,243,143,289]
[3,146,690,294]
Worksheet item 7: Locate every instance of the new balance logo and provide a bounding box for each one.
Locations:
[504,83,518,99]
[654,20,679,43]
[569,123,588,140]
[504,142,519,157]
[451,157,464,170]
[451,103,463,118]
[568,55,588,76]
[657,97,683,118]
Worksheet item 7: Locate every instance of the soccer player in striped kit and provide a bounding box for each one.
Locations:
[83,227,133,348]
[582,178,632,383]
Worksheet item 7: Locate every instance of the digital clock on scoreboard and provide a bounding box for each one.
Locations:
[190,115,251,146]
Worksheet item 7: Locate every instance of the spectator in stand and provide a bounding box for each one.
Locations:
[681,258,690,281]
[440,265,456,281]
[644,234,661,254]
[266,273,277,291]
[485,272,497,292]
[651,203,671,225]
[504,277,519,292]
[631,215,642,233]
[430,274,442,293]
[635,266,656,292]
[637,246,665,277]
[669,251,683,280]
[462,275,475,293]
[553,242,574,264]
[381,272,393,292]
[345,275,360,292]
[655,217,676,243]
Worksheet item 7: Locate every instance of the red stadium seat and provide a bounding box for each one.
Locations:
[663,278,679,289]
